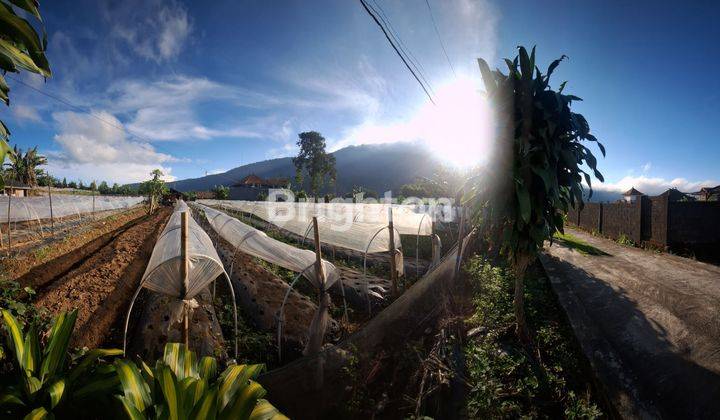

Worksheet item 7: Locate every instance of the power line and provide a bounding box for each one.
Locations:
[5,74,158,145]
[369,0,435,96]
[358,0,436,105]
[424,0,456,76]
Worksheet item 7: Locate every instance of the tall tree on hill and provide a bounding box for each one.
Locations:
[465,47,605,346]
[0,0,52,188]
[139,169,169,213]
[293,131,336,200]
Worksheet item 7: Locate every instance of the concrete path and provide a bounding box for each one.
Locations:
[540,227,720,419]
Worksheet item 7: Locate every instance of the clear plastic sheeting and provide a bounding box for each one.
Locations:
[194,203,339,289]
[141,200,225,298]
[0,195,144,222]
[198,200,407,254]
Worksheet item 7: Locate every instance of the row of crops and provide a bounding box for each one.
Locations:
[128,198,454,362]
[0,194,144,249]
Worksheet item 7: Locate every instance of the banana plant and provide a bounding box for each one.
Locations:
[115,342,287,420]
[0,309,124,419]
[0,0,52,187]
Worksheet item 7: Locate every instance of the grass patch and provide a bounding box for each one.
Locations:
[463,256,603,419]
[554,232,608,256]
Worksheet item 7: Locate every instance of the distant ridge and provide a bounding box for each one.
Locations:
[164,142,444,194]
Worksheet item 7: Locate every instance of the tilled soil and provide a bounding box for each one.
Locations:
[33,208,171,349]
[2,206,147,285]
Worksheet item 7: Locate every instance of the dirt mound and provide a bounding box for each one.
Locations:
[33,208,170,349]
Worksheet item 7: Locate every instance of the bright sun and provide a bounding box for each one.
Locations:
[416,76,494,168]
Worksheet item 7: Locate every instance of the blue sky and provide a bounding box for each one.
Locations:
[4,0,718,193]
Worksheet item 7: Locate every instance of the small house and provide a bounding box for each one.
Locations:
[622,187,645,203]
[2,180,31,197]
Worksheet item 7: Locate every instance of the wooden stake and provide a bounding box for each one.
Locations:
[6,192,11,255]
[48,184,54,236]
[388,207,398,296]
[180,211,190,347]
[92,187,96,220]
[312,217,324,282]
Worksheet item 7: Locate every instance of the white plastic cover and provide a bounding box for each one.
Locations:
[195,203,339,289]
[0,195,144,222]
[198,200,415,254]
[140,200,225,299]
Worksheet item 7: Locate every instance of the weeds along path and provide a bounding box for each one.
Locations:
[33,208,171,349]
[3,206,148,287]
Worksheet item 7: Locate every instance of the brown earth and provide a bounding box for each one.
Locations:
[1,206,147,286]
[32,208,171,349]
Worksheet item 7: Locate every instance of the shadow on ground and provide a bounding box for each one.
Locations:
[541,254,720,419]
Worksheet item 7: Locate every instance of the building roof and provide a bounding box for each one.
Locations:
[233,174,289,188]
[623,187,644,196]
[4,180,31,189]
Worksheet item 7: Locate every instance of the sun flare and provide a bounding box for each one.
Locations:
[418,76,494,168]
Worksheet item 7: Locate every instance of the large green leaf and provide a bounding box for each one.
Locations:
[40,310,77,382]
[1,309,26,367]
[0,5,43,55]
[189,386,217,420]
[115,395,146,420]
[21,325,40,376]
[157,364,181,420]
[217,364,264,413]
[250,399,288,420]
[7,0,42,21]
[163,343,197,381]
[47,379,65,409]
[68,348,123,382]
[114,359,152,413]
[22,406,51,420]
[198,357,217,382]
[220,380,266,420]
[0,38,43,75]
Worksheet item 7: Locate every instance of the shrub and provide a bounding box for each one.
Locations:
[0,309,123,418]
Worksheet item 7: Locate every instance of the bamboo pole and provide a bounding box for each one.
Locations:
[48,184,54,236]
[303,216,329,356]
[388,207,398,296]
[92,186,96,220]
[6,192,11,255]
[181,211,190,347]
[312,217,325,284]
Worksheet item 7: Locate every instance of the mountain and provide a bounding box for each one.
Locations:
[165,143,444,195]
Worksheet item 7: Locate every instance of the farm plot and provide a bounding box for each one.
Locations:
[30,208,170,349]
[0,194,144,252]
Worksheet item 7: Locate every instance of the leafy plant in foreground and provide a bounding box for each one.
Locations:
[0,309,123,419]
[466,46,604,344]
[115,342,287,420]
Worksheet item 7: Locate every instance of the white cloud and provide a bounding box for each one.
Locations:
[103,75,296,142]
[48,111,177,184]
[593,175,718,195]
[642,162,652,172]
[12,105,42,123]
[109,0,192,62]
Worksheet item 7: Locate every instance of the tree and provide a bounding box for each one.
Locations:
[98,181,110,194]
[68,181,77,189]
[111,182,119,194]
[0,1,51,188]
[4,145,47,186]
[465,47,604,345]
[62,177,67,188]
[139,169,168,213]
[292,131,336,200]
[212,184,229,199]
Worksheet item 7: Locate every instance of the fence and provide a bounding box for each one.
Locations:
[567,195,720,249]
